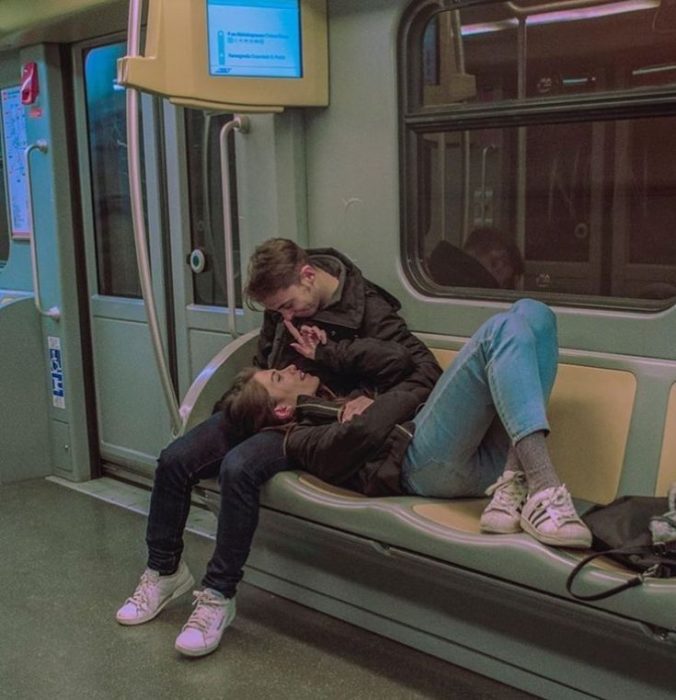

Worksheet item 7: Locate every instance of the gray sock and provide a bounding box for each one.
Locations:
[514,431,561,494]
[502,447,522,475]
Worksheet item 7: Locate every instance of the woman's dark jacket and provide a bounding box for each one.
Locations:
[255,247,441,404]
[281,337,429,497]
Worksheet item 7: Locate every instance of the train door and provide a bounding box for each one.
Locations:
[71,36,257,478]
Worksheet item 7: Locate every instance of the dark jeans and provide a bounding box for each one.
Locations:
[145,412,289,597]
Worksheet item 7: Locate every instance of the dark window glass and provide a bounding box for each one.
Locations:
[419,2,676,109]
[83,42,143,298]
[184,110,242,308]
[402,3,676,306]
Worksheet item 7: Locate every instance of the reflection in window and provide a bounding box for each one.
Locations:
[84,42,142,298]
[0,140,8,264]
[417,1,676,108]
[402,2,676,305]
[185,110,242,308]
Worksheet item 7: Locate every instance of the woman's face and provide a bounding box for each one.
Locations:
[253,364,320,406]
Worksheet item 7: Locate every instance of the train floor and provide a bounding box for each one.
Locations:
[0,477,535,700]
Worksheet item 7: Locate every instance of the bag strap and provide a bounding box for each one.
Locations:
[566,548,661,601]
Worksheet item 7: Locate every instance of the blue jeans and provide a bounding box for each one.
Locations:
[145,416,288,597]
[401,299,558,498]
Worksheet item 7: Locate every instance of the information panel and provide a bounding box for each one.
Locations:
[206,0,302,78]
[1,86,31,239]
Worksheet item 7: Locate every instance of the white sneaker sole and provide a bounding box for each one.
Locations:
[116,571,195,626]
[480,520,523,535]
[521,519,592,549]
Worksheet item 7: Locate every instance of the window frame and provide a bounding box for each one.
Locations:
[398,0,676,311]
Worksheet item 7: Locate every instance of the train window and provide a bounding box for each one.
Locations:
[402,2,676,307]
[0,138,8,264]
[184,110,242,308]
[83,42,143,298]
[420,1,676,108]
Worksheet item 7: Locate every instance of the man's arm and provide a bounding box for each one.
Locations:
[360,290,441,402]
[286,321,415,393]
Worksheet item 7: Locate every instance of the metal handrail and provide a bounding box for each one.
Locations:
[480,144,497,225]
[219,115,249,339]
[506,0,619,18]
[24,140,60,321]
[126,0,182,434]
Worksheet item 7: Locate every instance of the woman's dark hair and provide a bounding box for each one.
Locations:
[219,367,286,444]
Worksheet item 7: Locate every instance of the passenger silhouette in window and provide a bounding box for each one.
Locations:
[427,227,524,290]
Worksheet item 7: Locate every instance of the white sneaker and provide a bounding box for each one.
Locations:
[480,470,528,534]
[116,561,194,625]
[521,485,592,549]
[174,589,236,657]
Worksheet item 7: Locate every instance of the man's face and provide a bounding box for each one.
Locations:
[261,267,322,321]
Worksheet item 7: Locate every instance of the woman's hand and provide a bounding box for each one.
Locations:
[339,395,374,423]
[285,320,327,360]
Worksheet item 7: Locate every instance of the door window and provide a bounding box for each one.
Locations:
[184,109,242,308]
[83,42,143,298]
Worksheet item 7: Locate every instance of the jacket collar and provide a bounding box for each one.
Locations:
[307,248,365,330]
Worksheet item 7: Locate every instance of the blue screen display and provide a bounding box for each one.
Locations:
[206,0,302,79]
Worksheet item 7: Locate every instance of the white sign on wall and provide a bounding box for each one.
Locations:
[1,86,31,239]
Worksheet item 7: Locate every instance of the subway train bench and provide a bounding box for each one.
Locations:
[181,328,676,699]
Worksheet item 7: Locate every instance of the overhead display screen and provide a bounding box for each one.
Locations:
[206,0,303,79]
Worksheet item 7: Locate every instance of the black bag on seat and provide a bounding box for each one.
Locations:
[566,496,676,601]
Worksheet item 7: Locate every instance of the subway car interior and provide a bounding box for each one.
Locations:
[2,0,676,697]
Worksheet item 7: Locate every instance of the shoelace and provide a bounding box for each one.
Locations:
[126,570,158,611]
[541,485,578,526]
[184,591,223,634]
[486,473,527,510]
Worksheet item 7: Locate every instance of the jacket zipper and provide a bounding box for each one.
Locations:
[395,424,413,439]
[300,402,342,416]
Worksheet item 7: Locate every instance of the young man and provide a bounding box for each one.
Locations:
[116,238,441,657]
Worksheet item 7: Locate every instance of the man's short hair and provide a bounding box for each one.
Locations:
[464,227,524,277]
[244,238,311,305]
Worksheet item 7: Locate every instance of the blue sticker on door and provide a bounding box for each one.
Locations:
[48,336,65,409]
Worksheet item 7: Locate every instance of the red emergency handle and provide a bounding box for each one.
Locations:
[20,62,39,105]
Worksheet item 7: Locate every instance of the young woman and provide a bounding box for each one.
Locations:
[222,299,591,548]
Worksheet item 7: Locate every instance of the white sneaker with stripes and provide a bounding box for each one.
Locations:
[480,470,528,534]
[521,485,592,548]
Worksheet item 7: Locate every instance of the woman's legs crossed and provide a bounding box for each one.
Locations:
[400,299,590,547]
[401,300,556,498]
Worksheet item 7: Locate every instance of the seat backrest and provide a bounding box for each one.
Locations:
[179,329,260,435]
[656,385,676,497]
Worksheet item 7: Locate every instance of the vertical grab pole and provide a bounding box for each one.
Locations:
[219,115,249,339]
[451,10,472,244]
[480,144,496,225]
[125,0,182,435]
[515,17,527,255]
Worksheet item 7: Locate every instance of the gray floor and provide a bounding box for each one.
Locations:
[0,478,535,700]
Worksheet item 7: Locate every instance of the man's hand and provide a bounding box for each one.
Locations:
[340,396,374,423]
[285,320,327,360]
